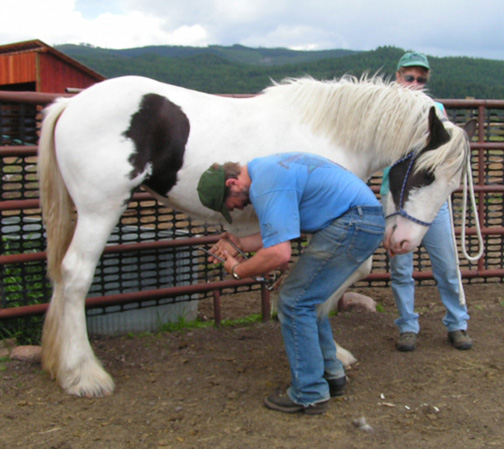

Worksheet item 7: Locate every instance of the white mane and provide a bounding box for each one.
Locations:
[262,75,445,169]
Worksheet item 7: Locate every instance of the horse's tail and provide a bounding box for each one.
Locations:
[38,98,76,283]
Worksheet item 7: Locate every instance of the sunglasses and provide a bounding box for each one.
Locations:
[403,75,427,84]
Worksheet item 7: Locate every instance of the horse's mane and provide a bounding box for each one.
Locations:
[262,75,466,174]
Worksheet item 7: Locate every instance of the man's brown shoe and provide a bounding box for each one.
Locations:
[448,330,472,350]
[264,390,329,415]
[397,332,417,352]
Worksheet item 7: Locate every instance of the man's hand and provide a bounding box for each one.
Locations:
[223,251,240,275]
[207,232,243,264]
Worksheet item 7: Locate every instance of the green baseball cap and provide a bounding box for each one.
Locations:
[197,164,233,224]
[397,52,430,71]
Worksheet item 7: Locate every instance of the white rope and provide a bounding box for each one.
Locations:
[450,153,485,305]
[448,197,466,305]
[461,154,484,263]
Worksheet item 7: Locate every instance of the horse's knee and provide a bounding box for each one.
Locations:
[60,256,96,297]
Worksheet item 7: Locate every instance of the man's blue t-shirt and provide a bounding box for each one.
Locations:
[247,153,381,248]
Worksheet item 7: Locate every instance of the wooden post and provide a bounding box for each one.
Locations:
[260,284,271,321]
[212,290,221,326]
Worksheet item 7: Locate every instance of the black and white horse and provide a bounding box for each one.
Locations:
[37,75,475,397]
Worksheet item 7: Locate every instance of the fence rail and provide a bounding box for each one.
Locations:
[1,90,503,323]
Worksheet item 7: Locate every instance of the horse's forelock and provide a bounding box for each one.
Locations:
[414,123,468,179]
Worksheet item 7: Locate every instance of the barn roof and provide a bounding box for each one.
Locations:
[0,39,105,81]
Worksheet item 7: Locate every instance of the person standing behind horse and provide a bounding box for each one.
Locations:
[382,51,472,352]
[197,152,385,415]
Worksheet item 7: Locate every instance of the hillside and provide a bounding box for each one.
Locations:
[56,44,504,99]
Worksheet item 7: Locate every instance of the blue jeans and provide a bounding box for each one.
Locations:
[390,202,470,334]
[277,206,385,406]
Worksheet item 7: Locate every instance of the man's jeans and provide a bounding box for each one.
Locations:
[390,202,470,334]
[277,206,385,406]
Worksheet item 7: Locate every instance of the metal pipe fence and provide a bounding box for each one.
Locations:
[1,90,503,324]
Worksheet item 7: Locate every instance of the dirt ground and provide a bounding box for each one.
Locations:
[1,282,503,449]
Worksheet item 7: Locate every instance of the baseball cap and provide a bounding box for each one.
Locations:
[197,164,233,224]
[397,52,430,71]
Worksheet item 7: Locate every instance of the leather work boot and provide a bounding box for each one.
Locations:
[448,330,473,350]
[264,390,329,415]
[396,332,417,352]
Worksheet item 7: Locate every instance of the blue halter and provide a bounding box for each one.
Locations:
[385,152,433,227]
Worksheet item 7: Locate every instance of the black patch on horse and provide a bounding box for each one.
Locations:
[124,93,190,195]
[389,107,451,206]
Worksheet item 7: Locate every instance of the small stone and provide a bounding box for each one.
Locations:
[352,416,373,433]
[10,346,42,363]
[339,292,377,312]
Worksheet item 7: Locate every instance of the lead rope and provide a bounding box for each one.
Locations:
[448,197,466,305]
[450,153,484,305]
[461,154,484,263]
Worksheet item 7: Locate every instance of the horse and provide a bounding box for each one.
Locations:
[37,74,475,397]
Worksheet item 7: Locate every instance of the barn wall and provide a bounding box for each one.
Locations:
[0,45,103,93]
[0,53,37,86]
[38,52,102,93]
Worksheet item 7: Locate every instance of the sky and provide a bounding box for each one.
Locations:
[1,0,503,61]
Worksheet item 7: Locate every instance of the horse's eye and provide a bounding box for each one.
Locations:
[424,171,435,183]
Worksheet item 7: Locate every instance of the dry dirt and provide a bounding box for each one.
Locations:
[1,283,503,449]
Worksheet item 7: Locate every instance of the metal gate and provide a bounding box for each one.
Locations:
[1,91,503,323]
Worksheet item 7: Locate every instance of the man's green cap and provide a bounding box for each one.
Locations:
[197,165,233,224]
[397,52,430,71]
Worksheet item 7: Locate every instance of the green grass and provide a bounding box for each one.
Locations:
[0,356,10,372]
[0,236,49,344]
[0,317,44,345]
[157,313,263,333]
[376,303,385,313]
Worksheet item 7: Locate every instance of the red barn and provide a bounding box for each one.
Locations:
[0,39,105,93]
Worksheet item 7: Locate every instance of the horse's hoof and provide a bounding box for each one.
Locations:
[61,366,115,398]
[67,382,115,398]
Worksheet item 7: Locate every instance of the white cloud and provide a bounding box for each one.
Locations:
[81,12,209,48]
[0,0,210,48]
[242,25,342,51]
[0,0,503,60]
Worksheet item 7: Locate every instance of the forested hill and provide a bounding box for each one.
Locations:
[56,44,504,99]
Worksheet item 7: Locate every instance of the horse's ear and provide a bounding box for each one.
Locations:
[463,119,477,139]
[426,106,451,151]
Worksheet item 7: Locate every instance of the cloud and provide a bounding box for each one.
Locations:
[81,12,209,48]
[0,0,503,60]
[240,25,343,51]
[0,0,210,48]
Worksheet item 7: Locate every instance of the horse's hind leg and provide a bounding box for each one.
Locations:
[42,208,125,397]
[317,256,374,367]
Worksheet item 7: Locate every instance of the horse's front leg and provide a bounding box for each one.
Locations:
[42,214,120,397]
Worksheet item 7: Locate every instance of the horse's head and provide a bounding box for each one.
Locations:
[383,107,477,256]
